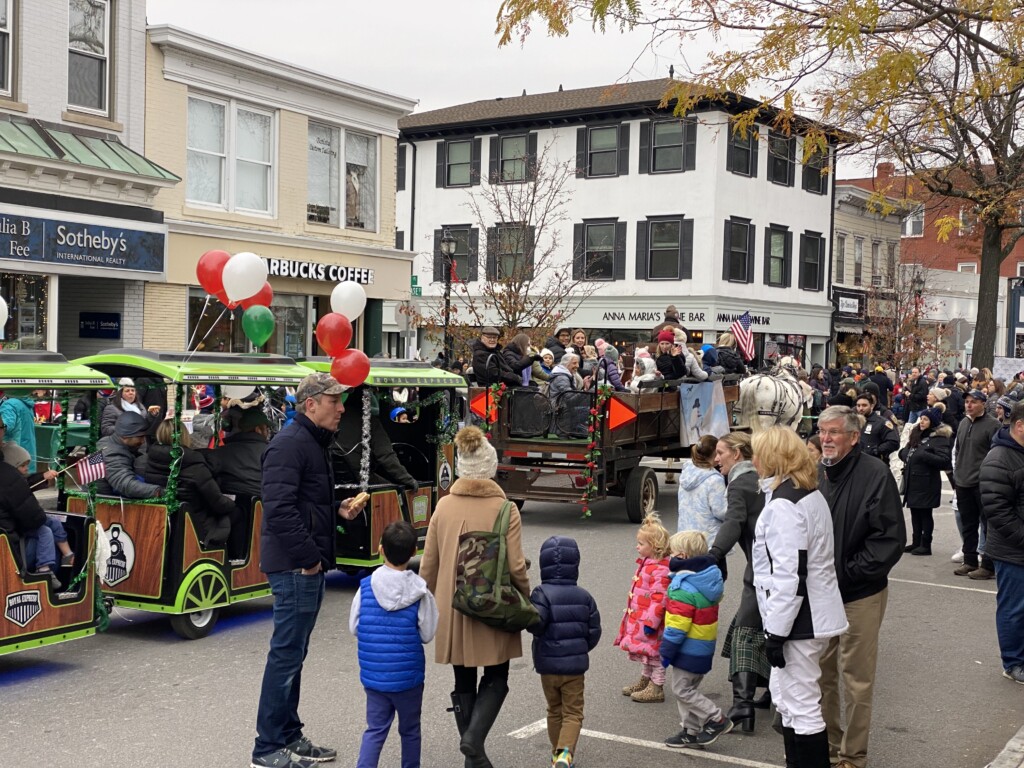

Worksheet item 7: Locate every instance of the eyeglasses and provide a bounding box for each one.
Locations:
[818,428,855,438]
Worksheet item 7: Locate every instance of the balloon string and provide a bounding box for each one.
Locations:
[185,295,213,352]
[182,306,228,367]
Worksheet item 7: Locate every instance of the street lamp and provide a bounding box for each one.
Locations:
[439,227,456,365]
[912,271,925,364]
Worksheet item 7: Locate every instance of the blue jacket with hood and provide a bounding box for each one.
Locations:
[528,536,602,676]
[660,554,724,674]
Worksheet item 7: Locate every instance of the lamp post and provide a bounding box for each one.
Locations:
[439,227,456,365]
[912,271,925,366]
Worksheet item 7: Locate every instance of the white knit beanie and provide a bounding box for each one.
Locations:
[454,426,498,480]
[929,387,948,402]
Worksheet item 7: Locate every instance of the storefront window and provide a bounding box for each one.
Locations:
[187,288,309,358]
[0,273,47,350]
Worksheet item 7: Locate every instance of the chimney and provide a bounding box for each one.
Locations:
[876,162,895,182]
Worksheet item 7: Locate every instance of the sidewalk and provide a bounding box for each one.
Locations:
[991,725,1024,768]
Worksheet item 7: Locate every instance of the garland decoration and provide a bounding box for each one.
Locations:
[483,383,506,441]
[423,390,458,467]
[56,391,70,496]
[358,388,372,491]
[161,384,185,513]
[579,384,613,518]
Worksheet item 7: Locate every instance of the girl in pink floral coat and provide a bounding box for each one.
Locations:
[615,512,672,702]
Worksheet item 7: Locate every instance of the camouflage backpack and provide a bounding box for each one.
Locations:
[452,501,539,632]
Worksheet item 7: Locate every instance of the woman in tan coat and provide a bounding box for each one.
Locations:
[420,426,530,768]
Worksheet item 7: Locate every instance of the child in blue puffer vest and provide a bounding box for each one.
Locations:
[349,520,438,768]
[528,536,602,768]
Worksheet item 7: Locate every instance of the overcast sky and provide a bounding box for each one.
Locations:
[145,0,680,113]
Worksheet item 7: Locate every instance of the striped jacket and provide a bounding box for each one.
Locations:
[660,554,724,674]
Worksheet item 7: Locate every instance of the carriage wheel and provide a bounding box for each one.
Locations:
[625,467,658,524]
[170,570,228,640]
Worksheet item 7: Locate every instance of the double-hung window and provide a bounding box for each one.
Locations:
[765,225,791,287]
[434,226,477,283]
[583,222,615,280]
[902,206,924,237]
[802,149,828,194]
[723,217,755,283]
[588,126,618,177]
[446,140,472,186]
[726,129,758,177]
[799,231,826,291]
[767,132,795,186]
[306,121,378,230]
[68,0,110,114]
[853,238,863,286]
[870,242,880,285]
[487,225,534,281]
[0,1,12,98]
[835,234,846,281]
[499,134,527,182]
[188,95,275,215]
[635,216,692,281]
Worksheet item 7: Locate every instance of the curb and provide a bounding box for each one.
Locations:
[989,723,1024,768]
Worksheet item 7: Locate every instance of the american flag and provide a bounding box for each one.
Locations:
[76,451,106,485]
[730,311,756,362]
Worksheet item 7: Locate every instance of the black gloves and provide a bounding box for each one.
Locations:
[764,633,787,668]
[531,354,543,362]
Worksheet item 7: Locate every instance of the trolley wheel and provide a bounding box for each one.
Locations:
[171,569,228,640]
[625,467,658,524]
[170,607,220,640]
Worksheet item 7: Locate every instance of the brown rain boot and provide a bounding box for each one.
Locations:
[622,676,650,696]
[631,680,665,703]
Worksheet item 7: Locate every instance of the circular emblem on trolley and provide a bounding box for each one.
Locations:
[105,524,136,586]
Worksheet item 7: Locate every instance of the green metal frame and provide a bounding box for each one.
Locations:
[74,349,314,386]
[298,358,467,388]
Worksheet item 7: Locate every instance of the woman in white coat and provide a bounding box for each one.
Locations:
[751,427,847,768]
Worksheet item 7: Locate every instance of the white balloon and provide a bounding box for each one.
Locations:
[222,252,268,302]
[330,281,367,320]
[222,385,256,400]
[0,296,7,330]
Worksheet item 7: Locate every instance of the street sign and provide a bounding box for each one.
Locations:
[411,275,418,286]
[411,286,422,297]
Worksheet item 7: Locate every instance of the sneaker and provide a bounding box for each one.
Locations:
[951,550,964,563]
[251,748,316,768]
[553,747,573,767]
[1003,666,1024,684]
[694,716,734,746]
[286,736,336,763]
[953,563,978,576]
[665,730,703,749]
[968,567,995,581]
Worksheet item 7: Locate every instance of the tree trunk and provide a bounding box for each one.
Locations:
[972,224,1004,369]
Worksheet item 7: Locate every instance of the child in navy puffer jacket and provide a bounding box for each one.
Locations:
[528,536,602,768]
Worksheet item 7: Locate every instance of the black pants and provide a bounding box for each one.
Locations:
[453,661,510,694]
[909,507,934,543]
[956,485,992,570]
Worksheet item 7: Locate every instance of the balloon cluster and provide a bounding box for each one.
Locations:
[197,250,274,347]
[317,282,370,387]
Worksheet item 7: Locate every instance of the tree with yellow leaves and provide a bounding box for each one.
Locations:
[496,0,1024,367]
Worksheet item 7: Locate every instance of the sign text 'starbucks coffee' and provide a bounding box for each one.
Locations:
[266,257,374,284]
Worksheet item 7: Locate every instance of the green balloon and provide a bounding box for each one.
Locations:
[242,305,275,348]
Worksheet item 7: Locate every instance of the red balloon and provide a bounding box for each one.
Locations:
[240,282,274,310]
[197,250,231,296]
[331,349,370,387]
[315,313,353,357]
[214,289,237,310]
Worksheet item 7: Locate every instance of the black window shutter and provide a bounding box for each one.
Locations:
[798,234,808,289]
[635,221,649,280]
[576,127,586,178]
[527,132,538,181]
[750,130,759,178]
[488,137,499,183]
[617,123,630,176]
[469,228,480,281]
[726,133,737,173]
[471,138,482,186]
[787,138,796,187]
[395,230,404,250]
[746,223,756,283]
[817,237,826,291]
[614,221,627,280]
[683,118,697,171]
[784,231,793,287]
[680,219,694,279]
[486,227,497,280]
[435,141,445,188]
[397,144,406,192]
[433,229,443,282]
[573,223,584,279]
[763,227,772,284]
[722,219,732,280]
[638,121,650,174]
[766,139,777,184]
[526,225,536,278]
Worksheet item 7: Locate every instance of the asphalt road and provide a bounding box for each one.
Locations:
[2,480,1021,768]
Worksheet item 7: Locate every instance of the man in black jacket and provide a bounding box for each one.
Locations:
[906,367,929,423]
[854,394,899,464]
[953,390,1001,580]
[470,327,522,388]
[979,400,1024,684]
[207,408,270,498]
[816,405,905,768]
[252,372,367,768]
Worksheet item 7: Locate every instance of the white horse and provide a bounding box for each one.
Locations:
[738,357,812,433]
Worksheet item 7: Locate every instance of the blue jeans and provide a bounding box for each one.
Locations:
[908,410,921,424]
[994,561,1024,671]
[356,684,423,768]
[24,524,56,570]
[253,571,326,759]
[43,515,68,543]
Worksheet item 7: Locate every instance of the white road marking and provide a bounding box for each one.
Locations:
[891,577,997,595]
[509,719,783,767]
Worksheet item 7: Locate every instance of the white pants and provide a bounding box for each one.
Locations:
[769,637,829,735]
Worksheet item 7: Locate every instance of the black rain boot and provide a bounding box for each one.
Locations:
[793,729,830,768]
[782,726,798,768]
[726,671,757,732]
[911,534,932,556]
[904,509,921,553]
[449,692,477,768]
[913,511,934,556]
[752,687,772,709]
[460,679,508,768]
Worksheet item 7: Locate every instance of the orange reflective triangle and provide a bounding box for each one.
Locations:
[470,391,498,423]
[608,397,638,430]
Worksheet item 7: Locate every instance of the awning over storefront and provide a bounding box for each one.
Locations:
[835,324,864,334]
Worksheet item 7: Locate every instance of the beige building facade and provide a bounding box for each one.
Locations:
[145,26,416,356]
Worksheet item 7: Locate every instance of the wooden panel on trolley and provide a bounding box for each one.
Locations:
[182,513,225,572]
[231,501,266,591]
[404,488,433,530]
[0,534,94,642]
[369,490,402,552]
[85,497,168,599]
